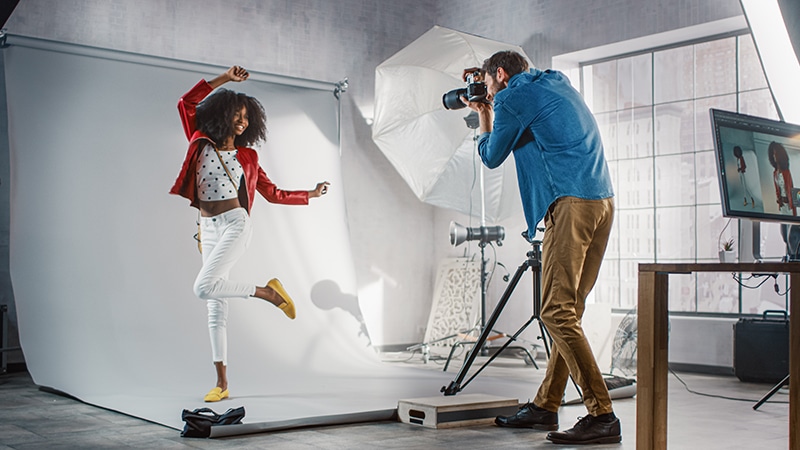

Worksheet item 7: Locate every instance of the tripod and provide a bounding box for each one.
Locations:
[753,374,789,410]
[442,239,580,397]
[440,233,539,370]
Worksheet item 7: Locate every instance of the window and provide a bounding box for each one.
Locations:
[582,33,787,314]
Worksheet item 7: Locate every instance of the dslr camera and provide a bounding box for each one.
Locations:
[442,71,488,110]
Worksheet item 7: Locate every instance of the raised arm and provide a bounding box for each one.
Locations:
[207,65,250,89]
[177,66,250,141]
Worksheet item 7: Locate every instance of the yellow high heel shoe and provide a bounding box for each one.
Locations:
[268,278,296,319]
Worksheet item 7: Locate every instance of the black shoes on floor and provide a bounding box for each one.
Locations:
[495,402,559,431]
[496,404,622,445]
[546,413,622,445]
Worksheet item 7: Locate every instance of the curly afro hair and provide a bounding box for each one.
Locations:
[195,88,267,147]
[768,141,790,171]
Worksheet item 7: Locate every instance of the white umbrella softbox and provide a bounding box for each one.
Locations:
[372,26,532,222]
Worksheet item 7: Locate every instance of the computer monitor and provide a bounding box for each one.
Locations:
[711,108,800,224]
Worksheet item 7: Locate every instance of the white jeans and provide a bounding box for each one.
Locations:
[193,207,256,365]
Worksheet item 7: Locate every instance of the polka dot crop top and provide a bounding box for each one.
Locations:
[197,143,245,202]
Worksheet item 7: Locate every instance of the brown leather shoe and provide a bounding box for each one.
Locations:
[546,414,621,445]
[495,402,558,430]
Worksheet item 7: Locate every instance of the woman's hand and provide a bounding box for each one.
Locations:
[208,65,249,89]
[309,181,330,199]
[225,65,249,83]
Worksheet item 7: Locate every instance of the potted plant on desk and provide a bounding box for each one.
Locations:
[719,238,736,263]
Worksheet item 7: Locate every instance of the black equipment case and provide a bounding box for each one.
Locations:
[733,310,789,383]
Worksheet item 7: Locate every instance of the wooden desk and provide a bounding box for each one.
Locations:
[637,263,800,450]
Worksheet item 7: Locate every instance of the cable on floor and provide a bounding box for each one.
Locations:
[669,368,788,404]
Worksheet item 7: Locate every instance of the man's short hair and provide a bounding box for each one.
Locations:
[482,50,529,78]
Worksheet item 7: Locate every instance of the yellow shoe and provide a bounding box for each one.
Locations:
[268,278,296,319]
[203,387,229,402]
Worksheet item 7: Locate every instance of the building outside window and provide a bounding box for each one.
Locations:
[581,33,787,314]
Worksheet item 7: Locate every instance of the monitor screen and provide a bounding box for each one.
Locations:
[711,108,800,224]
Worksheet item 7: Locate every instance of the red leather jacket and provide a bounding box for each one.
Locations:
[169,80,308,212]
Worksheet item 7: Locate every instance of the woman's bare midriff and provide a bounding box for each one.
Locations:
[199,198,242,217]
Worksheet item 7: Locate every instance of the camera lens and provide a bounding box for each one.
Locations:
[442,88,467,110]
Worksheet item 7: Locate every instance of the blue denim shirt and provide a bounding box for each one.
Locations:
[478,69,614,239]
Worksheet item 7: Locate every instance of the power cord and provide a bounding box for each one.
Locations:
[732,272,790,295]
[669,368,788,404]
[717,218,733,252]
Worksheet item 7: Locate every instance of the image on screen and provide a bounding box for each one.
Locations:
[711,108,800,224]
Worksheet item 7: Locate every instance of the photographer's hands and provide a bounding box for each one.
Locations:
[460,67,493,133]
[462,67,483,82]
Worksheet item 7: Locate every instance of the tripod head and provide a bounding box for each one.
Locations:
[522,228,544,262]
[527,240,542,262]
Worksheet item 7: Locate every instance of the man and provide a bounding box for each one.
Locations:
[462,50,619,445]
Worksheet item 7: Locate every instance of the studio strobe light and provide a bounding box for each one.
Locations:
[449,221,505,247]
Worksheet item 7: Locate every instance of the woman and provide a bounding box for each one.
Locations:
[170,65,329,402]
[733,145,755,208]
[768,141,795,216]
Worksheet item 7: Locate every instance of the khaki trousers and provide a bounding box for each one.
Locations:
[533,196,615,416]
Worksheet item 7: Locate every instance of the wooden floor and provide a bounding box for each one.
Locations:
[0,352,790,449]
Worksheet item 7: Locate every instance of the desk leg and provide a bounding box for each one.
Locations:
[791,273,799,450]
[637,271,669,450]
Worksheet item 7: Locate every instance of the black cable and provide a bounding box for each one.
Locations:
[497,261,509,282]
[732,272,791,295]
[774,279,791,295]
[485,242,498,289]
[669,369,788,404]
[733,272,776,289]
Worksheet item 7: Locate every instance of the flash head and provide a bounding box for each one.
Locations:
[449,221,505,247]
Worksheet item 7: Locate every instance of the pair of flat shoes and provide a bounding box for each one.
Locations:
[203,386,229,402]
[268,278,296,319]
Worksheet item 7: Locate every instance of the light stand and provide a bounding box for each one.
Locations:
[440,113,539,366]
[446,114,519,360]
[468,113,499,356]
[448,221,506,358]
[442,237,550,395]
[406,222,511,364]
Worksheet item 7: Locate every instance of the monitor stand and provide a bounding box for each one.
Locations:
[739,219,762,262]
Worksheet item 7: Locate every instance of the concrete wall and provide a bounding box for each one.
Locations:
[3,1,744,366]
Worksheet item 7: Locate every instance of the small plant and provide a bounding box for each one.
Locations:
[721,238,735,251]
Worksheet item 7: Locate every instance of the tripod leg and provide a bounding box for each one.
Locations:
[458,316,541,388]
[442,258,531,396]
[753,374,789,410]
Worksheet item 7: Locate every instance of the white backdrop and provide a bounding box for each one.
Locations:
[3,36,382,424]
[4,36,543,432]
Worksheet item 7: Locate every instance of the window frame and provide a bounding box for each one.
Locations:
[553,17,789,316]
